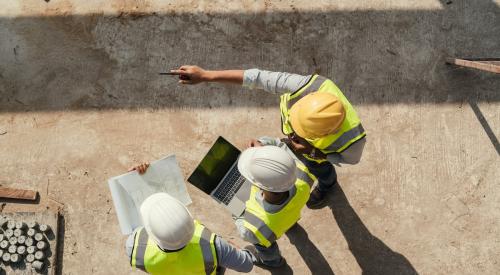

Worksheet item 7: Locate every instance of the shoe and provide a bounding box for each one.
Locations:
[243,245,286,268]
[306,187,328,209]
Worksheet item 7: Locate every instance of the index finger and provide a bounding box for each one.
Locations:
[169,70,187,75]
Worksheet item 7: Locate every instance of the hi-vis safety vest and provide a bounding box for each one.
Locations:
[243,162,316,248]
[280,74,366,162]
[131,221,218,275]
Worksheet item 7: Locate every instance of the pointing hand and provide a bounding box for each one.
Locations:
[170,65,209,85]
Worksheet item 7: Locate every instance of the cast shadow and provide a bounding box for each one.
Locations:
[256,262,294,275]
[0,193,40,205]
[328,185,418,275]
[0,0,499,112]
[467,98,500,156]
[286,224,335,275]
[55,214,65,275]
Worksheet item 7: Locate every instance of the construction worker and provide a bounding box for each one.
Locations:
[125,164,255,274]
[170,66,366,208]
[233,145,316,267]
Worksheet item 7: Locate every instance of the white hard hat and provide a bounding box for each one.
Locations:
[140,193,194,250]
[238,146,297,192]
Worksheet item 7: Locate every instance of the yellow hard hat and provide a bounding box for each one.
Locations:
[289,92,346,139]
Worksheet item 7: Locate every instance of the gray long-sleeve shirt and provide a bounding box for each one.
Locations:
[125,228,254,273]
[242,69,366,166]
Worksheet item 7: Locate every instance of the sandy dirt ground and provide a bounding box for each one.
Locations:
[1,1,499,274]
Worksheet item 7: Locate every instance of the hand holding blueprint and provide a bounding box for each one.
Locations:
[108,155,191,235]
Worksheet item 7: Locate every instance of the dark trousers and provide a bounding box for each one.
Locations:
[216,266,226,275]
[254,242,282,267]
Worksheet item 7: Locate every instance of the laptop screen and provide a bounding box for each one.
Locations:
[188,136,241,194]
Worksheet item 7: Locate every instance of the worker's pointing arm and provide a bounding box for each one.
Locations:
[170,65,244,85]
[243,69,312,94]
[172,65,311,95]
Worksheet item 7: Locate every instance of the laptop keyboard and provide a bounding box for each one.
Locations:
[213,167,246,205]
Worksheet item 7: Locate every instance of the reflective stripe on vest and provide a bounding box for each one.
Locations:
[323,124,365,152]
[301,153,329,164]
[244,211,277,244]
[280,74,366,154]
[199,227,215,274]
[287,76,328,108]
[131,221,217,275]
[132,228,149,272]
[243,163,314,247]
[295,162,316,187]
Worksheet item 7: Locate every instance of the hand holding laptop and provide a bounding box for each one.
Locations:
[247,139,263,148]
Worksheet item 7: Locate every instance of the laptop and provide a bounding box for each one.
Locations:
[187,136,251,216]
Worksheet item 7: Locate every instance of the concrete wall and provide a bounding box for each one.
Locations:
[0,0,499,274]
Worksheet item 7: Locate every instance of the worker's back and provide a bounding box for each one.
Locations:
[243,175,311,248]
[131,221,217,275]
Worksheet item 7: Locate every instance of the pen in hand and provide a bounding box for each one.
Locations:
[159,72,190,80]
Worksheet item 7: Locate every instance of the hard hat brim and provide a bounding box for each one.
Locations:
[237,147,259,184]
[140,193,165,248]
[289,100,312,139]
[140,193,172,229]
[140,193,193,250]
[237,147,295,192]
[289,93,346,139]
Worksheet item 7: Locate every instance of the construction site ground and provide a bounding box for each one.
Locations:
[1,1,499,274]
